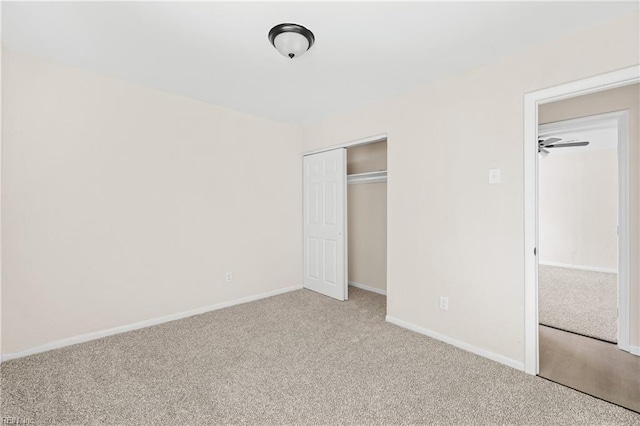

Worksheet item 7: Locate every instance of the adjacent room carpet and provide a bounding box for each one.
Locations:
[538,264,618,343]
[2,288,638,425]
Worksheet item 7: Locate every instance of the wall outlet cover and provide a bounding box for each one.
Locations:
[439,296,449,311]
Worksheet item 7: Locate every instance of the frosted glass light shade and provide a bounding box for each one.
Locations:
[268,23,315,59]
[274,32,310,59]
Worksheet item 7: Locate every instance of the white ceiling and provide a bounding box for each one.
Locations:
[3,2,638,126]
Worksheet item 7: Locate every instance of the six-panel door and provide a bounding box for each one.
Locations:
[303,148,346,301]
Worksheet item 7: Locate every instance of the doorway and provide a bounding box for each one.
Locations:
[524,67,639,374]
[536,106,640,411]
[524,70,640,412]
[538,111,624,347]
[302,135,388,301]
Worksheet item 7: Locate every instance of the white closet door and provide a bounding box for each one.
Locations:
[303,148,347,301]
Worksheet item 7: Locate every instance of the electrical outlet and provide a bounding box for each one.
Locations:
[439,296,449,311]
[225,272,233,283]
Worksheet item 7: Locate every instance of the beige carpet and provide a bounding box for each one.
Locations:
[2,287,638,425]
[538,265,618,343]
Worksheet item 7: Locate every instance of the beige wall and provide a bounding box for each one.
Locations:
[1,49,302,355]
[302,14,640,362]
[347,142,387,292]
[539,147,618,270]
[539,83,640,348]
[347,141,387,174]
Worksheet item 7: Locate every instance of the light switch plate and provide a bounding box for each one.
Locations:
[489,168,501,184]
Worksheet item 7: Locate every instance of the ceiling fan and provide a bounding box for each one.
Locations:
[538,137,589,155]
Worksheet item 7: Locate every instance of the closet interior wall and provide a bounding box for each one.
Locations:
[347,141,388,294]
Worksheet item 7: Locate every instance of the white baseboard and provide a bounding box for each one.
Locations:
[1,284,303,362]
[630,345,640,356]
[349,280,387,296]
[538,261,617,274]
[385,315,524,372]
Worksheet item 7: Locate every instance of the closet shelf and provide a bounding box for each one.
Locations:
[347,170,387,184]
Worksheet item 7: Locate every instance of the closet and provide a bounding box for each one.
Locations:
[346,140,387,295]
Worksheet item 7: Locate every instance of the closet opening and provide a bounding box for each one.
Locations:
[346,140,388,297]
[302,135,387,302]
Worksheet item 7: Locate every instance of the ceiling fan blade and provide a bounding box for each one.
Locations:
[546,141,589,148]
[540,137,561,147]
[539,148,550,154]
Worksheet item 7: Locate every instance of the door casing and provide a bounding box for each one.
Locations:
[538,110,630,352]
[523,66,640,375]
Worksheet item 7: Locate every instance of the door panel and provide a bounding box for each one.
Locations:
[307,237,320,280]
[303,148,346,300]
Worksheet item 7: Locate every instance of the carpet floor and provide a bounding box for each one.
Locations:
[538,265,617,343]
[2,287,638,425]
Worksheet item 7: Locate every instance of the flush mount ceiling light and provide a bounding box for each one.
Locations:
[268,23,315,59]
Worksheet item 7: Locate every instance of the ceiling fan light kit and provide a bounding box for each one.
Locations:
[268,23,315,59]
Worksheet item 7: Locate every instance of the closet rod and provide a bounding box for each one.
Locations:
[347,170,387,184]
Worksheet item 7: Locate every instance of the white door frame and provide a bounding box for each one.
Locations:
[303,133,388,301]
[524,66,640,375]
[538,110,630,352]
[304,133,387,156]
